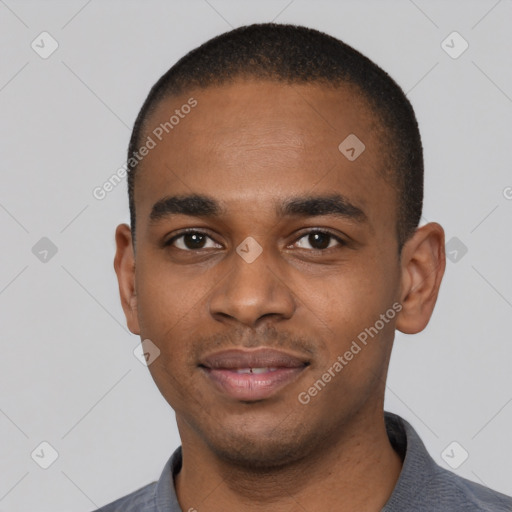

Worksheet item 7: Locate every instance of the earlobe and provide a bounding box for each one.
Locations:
[395,222,446,335]
[113,223,140,335]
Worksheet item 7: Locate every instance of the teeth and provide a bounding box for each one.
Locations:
[235,367,278,374]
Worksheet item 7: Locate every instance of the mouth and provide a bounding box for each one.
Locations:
[198,348,310,401]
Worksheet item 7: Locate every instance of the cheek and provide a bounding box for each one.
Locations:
[301,281,396,411]
[136,276,207,411]
[133,270,213,397]
[300,255,398,366]
[134,251,212,335]
[303,259,391,321]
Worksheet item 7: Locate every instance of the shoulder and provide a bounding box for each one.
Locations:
[89,447,181,512]
[429,467,512,511]
[383,412,512,511]
[91,481,158,512]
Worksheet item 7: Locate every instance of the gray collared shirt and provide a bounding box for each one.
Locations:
[93,411,512,511]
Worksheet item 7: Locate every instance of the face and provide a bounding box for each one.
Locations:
[116,79,410,468]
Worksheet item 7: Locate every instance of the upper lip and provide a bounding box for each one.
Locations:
[199,348,310,370]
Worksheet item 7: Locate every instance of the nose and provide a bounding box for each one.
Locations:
[208,242,296,328]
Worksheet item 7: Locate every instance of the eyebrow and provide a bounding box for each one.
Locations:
[149,194,224,223]
[278,194,368,223]
[149,193,368,224]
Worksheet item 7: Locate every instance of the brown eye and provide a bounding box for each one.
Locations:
[294,230,344,251]
[166,231,222,251]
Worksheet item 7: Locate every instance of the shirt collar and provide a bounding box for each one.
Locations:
[381,411,441,510]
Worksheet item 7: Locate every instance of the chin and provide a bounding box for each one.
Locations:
[203,418,316,470]
[210,438,306,470]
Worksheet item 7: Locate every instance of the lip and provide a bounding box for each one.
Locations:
[200,348,309,370]
[199,348,310,401]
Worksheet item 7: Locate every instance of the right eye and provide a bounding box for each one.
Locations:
[164,230,223,251]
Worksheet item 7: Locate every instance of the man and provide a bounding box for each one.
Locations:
[103,23,512,511]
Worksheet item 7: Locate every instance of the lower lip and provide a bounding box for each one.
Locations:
[202,366,306,401]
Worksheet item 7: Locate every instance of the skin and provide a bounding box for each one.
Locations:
[114,79,446,512]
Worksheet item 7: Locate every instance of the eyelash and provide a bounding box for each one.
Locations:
[164,228,346,252]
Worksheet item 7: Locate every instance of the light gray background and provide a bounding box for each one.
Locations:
[1,0,511,510]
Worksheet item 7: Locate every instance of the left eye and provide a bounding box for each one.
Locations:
[293,231,344,251]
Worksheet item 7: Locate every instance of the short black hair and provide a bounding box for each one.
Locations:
[127,22,423,252]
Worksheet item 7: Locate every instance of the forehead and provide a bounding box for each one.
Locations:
[135,79,395,229]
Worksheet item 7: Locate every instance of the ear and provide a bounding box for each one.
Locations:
[113,223,140,335]
[395,222,446,334]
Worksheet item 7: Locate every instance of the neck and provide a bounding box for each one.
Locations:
[174,409,403,512]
